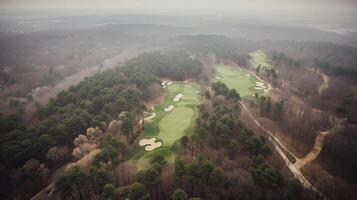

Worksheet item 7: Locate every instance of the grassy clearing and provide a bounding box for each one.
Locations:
[127,82,200,163]
[214,64,267,97]
[249,50,274,70]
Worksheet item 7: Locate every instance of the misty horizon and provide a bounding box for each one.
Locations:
[1,0,357,19]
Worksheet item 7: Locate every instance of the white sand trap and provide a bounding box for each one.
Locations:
[164,105,174,112]
[254,86,265,90]
[195,90,199,93]
[145,142,162,151]
[173,93,184,102]
[256,82,265,87]
[139,138,162,151]
[166,82,173,86]
[244,74,252,78]
[216,76,222,80]
[162,81,168,88]
[139,138,155,146]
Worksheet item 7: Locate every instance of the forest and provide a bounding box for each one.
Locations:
[0,51,203,199]
[0,7,357,199]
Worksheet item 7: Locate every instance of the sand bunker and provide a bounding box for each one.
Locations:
[161,81,168,88]
[256,82,264,87]
[173,93,184,102]
[164,105,174,112]
[254,81,266,90]
[196,90,200,93]
[162,81,173,88]
[244,74,252,78]
[216,76,222,80]
[139,138,162,151]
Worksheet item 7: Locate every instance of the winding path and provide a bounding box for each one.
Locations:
[238,67,336,199]
[240,102,324,196]
[294,131,329,169]
[305,67,330,95]
[216,59,334,196]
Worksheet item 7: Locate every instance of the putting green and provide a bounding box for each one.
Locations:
[214,64,267,97]
[249,50,274,70]
[127,82,200,162]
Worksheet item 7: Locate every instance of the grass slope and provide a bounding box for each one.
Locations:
[127,82,200,163]
[249,50,274,70]
[214,64,267,97]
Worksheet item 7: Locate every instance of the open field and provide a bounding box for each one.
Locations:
[249,50,274,70]
[214,64,268,97]
[127,82,200,163]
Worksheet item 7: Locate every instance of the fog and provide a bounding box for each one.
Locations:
[1,0,357,19]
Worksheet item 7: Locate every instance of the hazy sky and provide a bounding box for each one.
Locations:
[1,0,357,18]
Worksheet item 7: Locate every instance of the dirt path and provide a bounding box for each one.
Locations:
[295,117,344,170]
[294,131,329,169]
[31,149,102,200]
[239,70,342,199]
[305,67,330,95]
[240,102,323,195]
[219,59,329,197]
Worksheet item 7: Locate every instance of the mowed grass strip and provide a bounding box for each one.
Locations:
[214,64,265,97]
[159,107,194,147]
[249,50,274,70]
[127,82,200,161]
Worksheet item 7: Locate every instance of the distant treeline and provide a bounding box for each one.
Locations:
[270,52,303,68]
[176,35,251,66]
[313,59,357,77]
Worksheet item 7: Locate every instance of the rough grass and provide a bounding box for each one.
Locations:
[214,64,266,97]
[127,82,200,162]
[249,50,274,70]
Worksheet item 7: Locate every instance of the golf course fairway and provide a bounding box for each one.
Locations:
[127,82,200,163]
[249,50,274,70]
[214,64,268,97]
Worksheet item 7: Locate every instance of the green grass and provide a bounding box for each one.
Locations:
[127,82,200,163]
[159,107,194,147]
[214,64,267,97]
[249,50,274,70]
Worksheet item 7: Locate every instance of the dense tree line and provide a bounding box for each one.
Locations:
[313,58,357,77]
[0,51,203,199]
[211,82,241,102]
[50,75,313,199]
[271,52,302,68]
[176,35,251,66]
[175,85,310,199]
[250,94,284,121]
[123,51,203,81]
